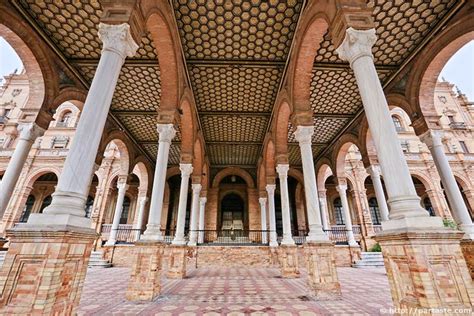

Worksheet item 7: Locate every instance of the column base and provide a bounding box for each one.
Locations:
[167,245,188,279]
[278,245,299,278]
[304,241,341,300]
[460,239,474,280]
[0,225,96,315]
[306,226,330,242]
[280,235,296,246]
[376,229,474,313]
[126,241,165,301]
[458,223,474,240]
[141,225,164,241]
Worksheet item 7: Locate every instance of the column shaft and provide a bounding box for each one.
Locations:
[336,185,358,246]
[266,184,278,247]
[259,197,268,244]
[318,193,330,231]
[142,124,176,240]
[277,164,295,246]
[367,166,389,222]
[188,183,201,246]
[106,181,129,246]
[133,196,147,240]
[172,164,193,245]
[198,197,207,244]
[0,123,43,214]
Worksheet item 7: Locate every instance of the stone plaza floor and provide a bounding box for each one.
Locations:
[78,266,394,315]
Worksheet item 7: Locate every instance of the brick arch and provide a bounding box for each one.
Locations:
[410,171,434,192]
[96,130,135,173]
[289,8,330,112]
[406,11,474,134]
[192,135,204,179]
[288,168,304,186]
[166,166,181,180]
[212,167,255,189]
[315,161,334,191]
[132,158,151,193]
[274,100,291,161]
[50,88,87,111]
[257,159,266,193]
[179,96,195,159]
[102,137,132,176]
[24,168,61,189]
[264,136,276,179]
[145,4,182,112]
[452,173,472,192]
[332,134,363,179]
[201,161,210,192]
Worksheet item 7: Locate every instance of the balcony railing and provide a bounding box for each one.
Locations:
[195,230,270,246]
[100,224,176,244]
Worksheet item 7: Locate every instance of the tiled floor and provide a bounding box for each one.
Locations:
[78,266,393,315]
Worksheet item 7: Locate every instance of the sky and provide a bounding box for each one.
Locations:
[0,36,473,100]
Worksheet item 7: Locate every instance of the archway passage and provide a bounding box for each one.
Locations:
[220,193,245,231]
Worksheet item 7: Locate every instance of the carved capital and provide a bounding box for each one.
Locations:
[98,23,139,59]
[420,130,444,149]
[199,197,207,205]
[276,164,289,177]
[18,123,45,142]
[294,125,314,145]
[336,184,347,193]
[259,197,267,206]
[336,27,376,66]
[266,184,276,195]
[157,124,176,143]
[366,165,381,178]
[192,183,202,193]
[117,182,129,192]
[179,163,193,177]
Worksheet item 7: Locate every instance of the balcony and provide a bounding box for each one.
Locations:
[449,122,467,130]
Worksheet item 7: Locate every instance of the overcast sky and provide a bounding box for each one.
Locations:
[1,37,473,100]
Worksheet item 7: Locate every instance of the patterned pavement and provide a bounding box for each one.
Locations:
[78,266,393,315]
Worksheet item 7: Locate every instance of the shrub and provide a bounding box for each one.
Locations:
[369,243,381,252]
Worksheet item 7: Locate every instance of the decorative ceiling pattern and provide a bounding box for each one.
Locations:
[13,0,462,171]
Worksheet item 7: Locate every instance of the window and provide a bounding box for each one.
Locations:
[84,196,94,218]
[119,196,131,224]
[333,198,344,225]
[392,116,404,132]
[368,197,382,225]
[447,115,455,123]
[423,197,435,217]
[39,195,52,213]
[400,140,410,153]
[51,136,69,148]
[57,111,72,127]
[459,141,469,153]
[19,195,35,222]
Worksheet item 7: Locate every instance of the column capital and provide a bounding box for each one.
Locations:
[294,125,314,145]
[192,183,202,192]
[266,184,276,194]
[17,123,45,142]
[336,184,347,193]
[157,124,176,143]
[420,129,444,148]
[199,196,207,204]
[366,164,381,178]
[98,23,138,59]
[139,196,148,203]
[259,197,267,205]
[117,182,129,192]
[276,164,289,177]
[335,27,376,66]
[179,163,193,177]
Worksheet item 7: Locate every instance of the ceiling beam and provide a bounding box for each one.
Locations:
[112,110,156,116]
[186,59,285,67]
[207,141,262,146]
[313,113,355,119]
[199,111,271,117]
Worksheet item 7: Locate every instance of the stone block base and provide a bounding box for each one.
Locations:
[460,239,474,280]
[126,241,165,301]
[304,241,341,300]
[377,229,474,313]
[278,245,300,278]
[167,245,188,279]
[0,225,96,315]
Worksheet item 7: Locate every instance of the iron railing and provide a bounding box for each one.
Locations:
[193,230,271,246]
[100,224,177,244]
[449,122,467,130]
[324,226,351,244]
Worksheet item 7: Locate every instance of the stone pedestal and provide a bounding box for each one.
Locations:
[460,239,474,280]
[304,241,341,300]
[278,245,300,278]
[126,241,165,301]
[0,225,96,315]
[376,230,474,313]
[167,245,187,279]
[349,245,362,265]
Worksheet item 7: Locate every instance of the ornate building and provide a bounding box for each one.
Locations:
[0,0,473,314]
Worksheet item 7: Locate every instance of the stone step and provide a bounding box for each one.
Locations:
[0,251,6,268]
[88,251,112,268]
[353,252,384,268]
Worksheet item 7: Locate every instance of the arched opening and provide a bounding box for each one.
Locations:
[368,197,382,225]
[120,196,131,224]
[57,110,72,127]
[19,195,35,223]
[220,193,245,230]
[411,175,436,216]
[333,197,344,225]
[391,115,404,132]
[164,174,192,234]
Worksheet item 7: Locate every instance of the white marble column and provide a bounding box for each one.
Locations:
[336,28,442,231]
[421,130,474,239]
[172,163,193,245]
[188,183,202,246]
[259,197,268,244]
[366,165,389,222]
[198,197,207,244]
[105,180,129,246]
[336,184,358,246]
[294,126,328,241]
[266,184,278,247]
[142,124,176,240]
[30,23,138,228]
[0,123,44,214]
[276,164,295,246]
[318,191,330,231]
[133,196,147,240]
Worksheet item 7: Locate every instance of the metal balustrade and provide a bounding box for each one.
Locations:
[194,230,271,246]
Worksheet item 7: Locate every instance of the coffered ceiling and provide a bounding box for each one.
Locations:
[11,0,462,175]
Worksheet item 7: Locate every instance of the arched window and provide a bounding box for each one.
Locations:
[392,115,404,132]
[423,197,435,217]
[20,195,35,222]
[333,197,344,225]
[368,197,382,225]
[39,195,52,213]
[119,196,131,224]
[84,195,94,218]
[57,111,72,127]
